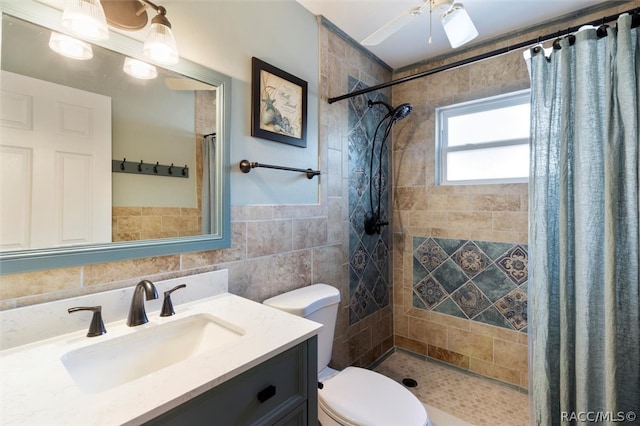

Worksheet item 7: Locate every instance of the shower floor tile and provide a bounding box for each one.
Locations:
[373,350,529,426]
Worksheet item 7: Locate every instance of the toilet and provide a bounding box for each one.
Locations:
[264,284,430,426]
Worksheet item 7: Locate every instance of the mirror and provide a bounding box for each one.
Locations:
[0,2,231,274]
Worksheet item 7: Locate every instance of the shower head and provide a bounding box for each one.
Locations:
[368,99,413,122]
[392,103,413,121]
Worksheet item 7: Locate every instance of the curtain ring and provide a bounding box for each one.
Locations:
[632,10,640,29]
[552,30,562,50]
[597,23,609,38]
[566,28,575,46]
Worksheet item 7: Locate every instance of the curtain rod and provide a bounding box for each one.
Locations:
[327,7,639,104]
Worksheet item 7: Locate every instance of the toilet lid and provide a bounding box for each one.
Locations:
[319,367,428,426]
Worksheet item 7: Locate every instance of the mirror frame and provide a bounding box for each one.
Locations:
[0,1,231,275]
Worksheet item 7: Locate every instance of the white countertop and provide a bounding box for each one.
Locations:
[0,292,321,425]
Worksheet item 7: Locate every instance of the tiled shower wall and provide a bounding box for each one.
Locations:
[347,77,391,325]
[390,46,531,388]
[390,2,628,390]
[320,19,395,369]
[412,237,528,333]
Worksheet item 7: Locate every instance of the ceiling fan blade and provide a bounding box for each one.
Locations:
[361,4,428,46]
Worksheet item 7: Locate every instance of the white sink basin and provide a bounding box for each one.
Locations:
[61,313,245,393]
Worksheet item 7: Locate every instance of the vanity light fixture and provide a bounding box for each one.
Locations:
[61,0,109,41]
[123,57,158,79]
[48,32,94,60]
[60,0,179,65]
[440,2,478,48]
[142,4,179,65]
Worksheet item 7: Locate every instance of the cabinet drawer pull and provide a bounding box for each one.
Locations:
[257,385,276,403]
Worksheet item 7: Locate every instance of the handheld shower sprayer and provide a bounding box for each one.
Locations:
[364,99,413,235]
[367,100,413,123]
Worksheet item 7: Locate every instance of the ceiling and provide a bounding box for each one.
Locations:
[296,0,620,70]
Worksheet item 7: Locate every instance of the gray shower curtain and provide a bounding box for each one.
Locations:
[202,134,217,234]
[528,14,639,425]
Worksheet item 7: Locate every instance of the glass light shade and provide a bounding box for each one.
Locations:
[61,0,109,41]
[48,32,93,60]
[123,57,158,80]
[143,23,179,65]
[441,3,478,48]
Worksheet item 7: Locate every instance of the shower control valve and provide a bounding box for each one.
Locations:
[364,212,388,235]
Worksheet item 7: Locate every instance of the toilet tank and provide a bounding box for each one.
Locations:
[263,284,340,372]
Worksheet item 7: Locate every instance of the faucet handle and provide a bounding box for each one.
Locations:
[68,306,107,337]
[160,284,187,317]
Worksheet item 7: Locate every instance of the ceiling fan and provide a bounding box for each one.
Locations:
[361,0,478,49]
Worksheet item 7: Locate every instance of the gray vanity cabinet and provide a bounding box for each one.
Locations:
[145,336,318,426]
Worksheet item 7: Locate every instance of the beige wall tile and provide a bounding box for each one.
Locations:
[84,256,181,286]
[469,357,520,386]
[470,321,521,343]
[447,327,494,362]
[493,211,529,233]
[246,220,292,258]
[0,268,81,299]
[293,217,328,250]
[430,311,470,330]
[494,339,528,373]
[396,335,428,356]
[469,194,521,212]
[447,211,493,230]
[426,194,469,211]
[428,344,469,369]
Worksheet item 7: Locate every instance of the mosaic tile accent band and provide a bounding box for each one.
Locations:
[347,76,391,325]
[413,237,528,332]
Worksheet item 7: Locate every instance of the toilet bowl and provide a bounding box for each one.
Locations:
[264,284,430,426]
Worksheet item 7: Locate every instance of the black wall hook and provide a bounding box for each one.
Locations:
[112,160,189,178]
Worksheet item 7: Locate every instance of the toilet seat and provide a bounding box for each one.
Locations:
[319,367,428,426]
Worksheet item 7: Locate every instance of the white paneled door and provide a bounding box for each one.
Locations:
[0,70,111,251]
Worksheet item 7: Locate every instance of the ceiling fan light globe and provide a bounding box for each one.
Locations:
[441,3,478,48]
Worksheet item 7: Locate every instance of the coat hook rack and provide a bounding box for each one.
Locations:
[239,159,320,179]
[112,158,189,178]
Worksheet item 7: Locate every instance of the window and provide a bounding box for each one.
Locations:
[436,90,530,185]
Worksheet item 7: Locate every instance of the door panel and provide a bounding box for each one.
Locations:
[0,70,111,250]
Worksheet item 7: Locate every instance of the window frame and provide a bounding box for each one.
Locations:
[436,89,531,185]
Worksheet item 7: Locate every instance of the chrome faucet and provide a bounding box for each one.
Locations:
[127,279,158,327]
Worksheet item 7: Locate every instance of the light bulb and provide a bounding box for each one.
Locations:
[49,32,93,60]
[123,57,158,80]
[143,22,179,65]
[61,0,109,41]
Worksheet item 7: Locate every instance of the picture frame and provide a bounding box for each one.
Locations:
[251,57,307,148]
